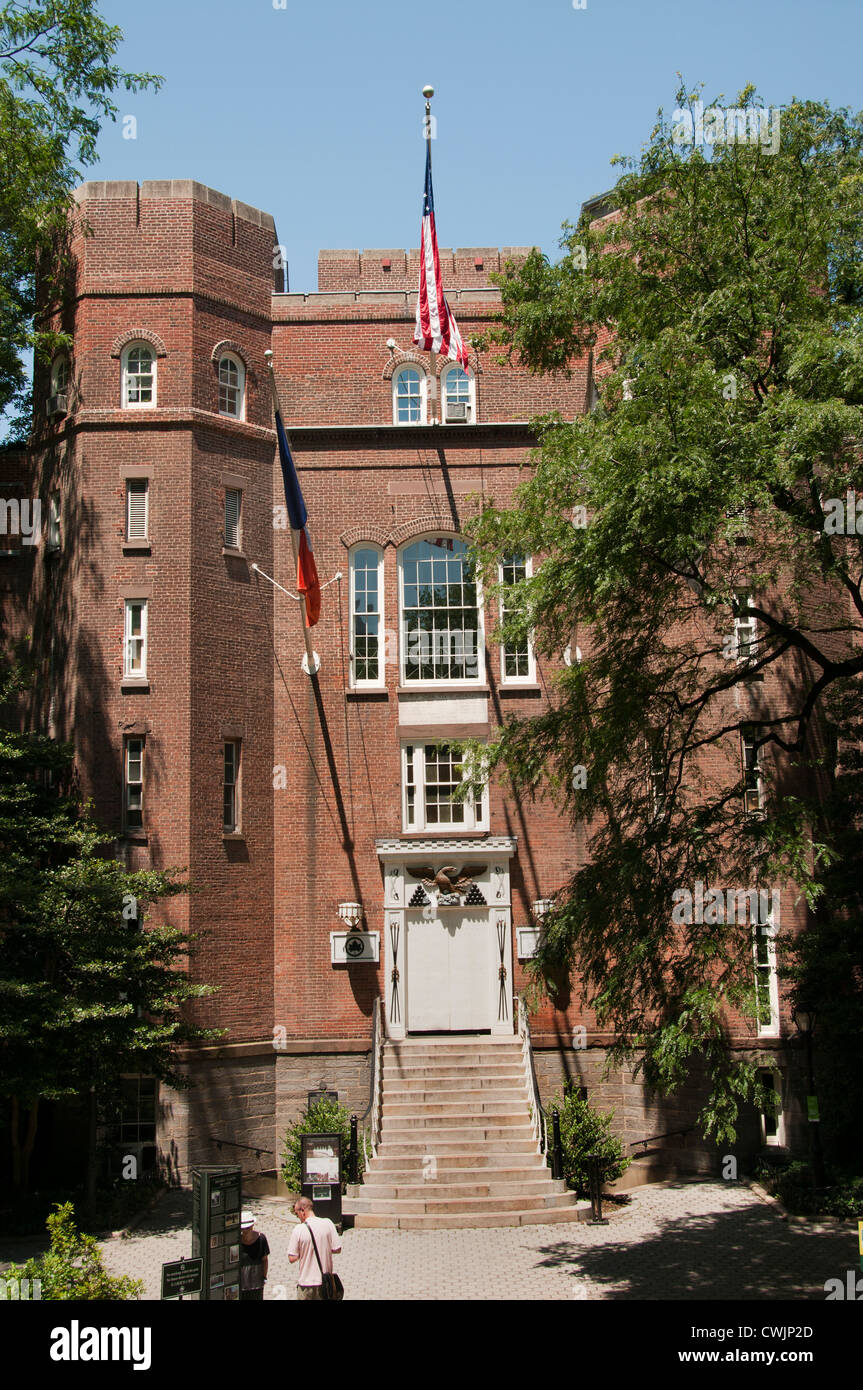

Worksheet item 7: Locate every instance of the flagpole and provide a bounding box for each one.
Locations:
[423,84,438,424]
[264,349,320,676]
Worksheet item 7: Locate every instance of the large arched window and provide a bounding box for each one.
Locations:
[399,535,482,684]
[393,365,426,424]
[218,353,245,418]
[441,364,475,422]
[50,353,70,395]
[350,545,384,687]
[122,343,156,407]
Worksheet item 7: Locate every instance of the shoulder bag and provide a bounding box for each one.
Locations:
[306,1222,344,1301]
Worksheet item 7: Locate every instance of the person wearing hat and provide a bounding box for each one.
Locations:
[239,1211,270,1301]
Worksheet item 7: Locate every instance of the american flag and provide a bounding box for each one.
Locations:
[414,144,469,370]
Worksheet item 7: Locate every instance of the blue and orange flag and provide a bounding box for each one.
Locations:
[275,409,321,627]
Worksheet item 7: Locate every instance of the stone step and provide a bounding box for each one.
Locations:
[343,1190,576,1216]
[382,1063,526,1080]
[369,1134,539,1156]
[366,1152,548,1172]
[347,1177,567,1199]
[346,1204,591,1231]
[381,1113,532,1132]
[380,1067,522,1089]
[382,1099,530,1118]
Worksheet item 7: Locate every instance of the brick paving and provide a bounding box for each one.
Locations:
[60,1180,858,1301]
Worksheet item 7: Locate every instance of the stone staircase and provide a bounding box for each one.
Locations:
[343,1036,590,1229]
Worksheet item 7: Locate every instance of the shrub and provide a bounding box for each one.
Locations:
[547,1084,630,1195]
[754,1158,863,1218]
[2,1202,143,1300]
[280,1098,364,1196]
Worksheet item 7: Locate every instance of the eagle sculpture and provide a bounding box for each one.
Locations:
[406,865,486,894]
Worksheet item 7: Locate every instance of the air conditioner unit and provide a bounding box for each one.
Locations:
[46,393,67,420]
[445,401,470,422]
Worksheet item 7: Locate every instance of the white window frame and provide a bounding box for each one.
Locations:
[46,492,61,551]
[757,1067,786,1147]
[733,588,758,665]
[440,364,476,423]
[124,599,148,679]
[398,535,485,687]
[224,487,242,551]
[753,906,780,1038]
[126,479,149,542]
[499,553,535,685]
[124,736,144,831]
[218,353,245,420]
[122,343,156,408]
[223,739,241,833]
[647,733,668,822]
[349,545,384,689]
[51,353,70,395]
[401,741,489,833]
[741,725,764,814]
[393,365,427,425]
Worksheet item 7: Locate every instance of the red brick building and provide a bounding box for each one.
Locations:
[3,178,809,1193]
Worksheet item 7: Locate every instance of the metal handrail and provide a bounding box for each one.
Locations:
[517,994,547,1154]
[358,996,383,1167]
[628,1126,694,1151]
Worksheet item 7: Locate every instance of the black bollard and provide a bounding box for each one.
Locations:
[551,1107,564,1181]
[346,1112,355,1178]
[587,1151,609,1225]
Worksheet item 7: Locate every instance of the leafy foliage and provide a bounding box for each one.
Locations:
[280,1098,363,1196]
[3,1201,143,1298]
[0,1,162,435]
[547,1084,630,1195]
[467,86,863,1144]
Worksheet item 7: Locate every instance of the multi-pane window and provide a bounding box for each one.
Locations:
[126,480,149,541]
[124,600,148,678]
[741,725,764,812]
[499,553,533,681]
[733,589,757,664]
[753,921,780,1037]
[442,365,473,422]
[124,737,144,830]
[46,492,61,550]
[223,740,240,832]
[123,344,155,406]
[647,733,667,821]
[394,366,425,424]
[51,354,69,395]
[350,546,382,685]
[757,1067,784,1145]
[218,355,244,418]
[224,488,242,550]
[402,743,488,832]
[400,536,481,683]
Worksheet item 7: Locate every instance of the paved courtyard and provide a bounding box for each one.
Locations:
[42,1179,861,1301]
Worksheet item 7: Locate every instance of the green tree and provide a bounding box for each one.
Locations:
[3,1201,143,1298]
[467,86,863,1146]
[0,661,220,1194]
[0,0,162,437]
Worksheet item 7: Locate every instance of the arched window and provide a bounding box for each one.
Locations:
[122,343,156,407]
[393,365,426,425]
[350,546,384,687]
[399,535,482,684]
[50,353,70,396]
[218,353,245,419]
[441,364,475,423]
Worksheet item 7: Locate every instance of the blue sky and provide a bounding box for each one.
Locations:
[81,0,862,294]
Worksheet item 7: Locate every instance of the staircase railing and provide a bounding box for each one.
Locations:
[358,995,383,1168]
[517,994,547,1155]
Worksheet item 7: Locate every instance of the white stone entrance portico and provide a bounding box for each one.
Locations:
[375,837,518,1039]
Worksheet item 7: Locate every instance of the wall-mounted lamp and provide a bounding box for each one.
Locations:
[532,898,554,922]
[338,901,363,931]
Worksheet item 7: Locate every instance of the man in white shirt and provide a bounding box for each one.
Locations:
[288,1196,342,1300]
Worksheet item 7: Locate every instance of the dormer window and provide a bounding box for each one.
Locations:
[123,343,155,407]
[393,365,426,424]
[218,354,245,419]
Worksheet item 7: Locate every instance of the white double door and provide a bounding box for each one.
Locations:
[406,909,492,1032]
